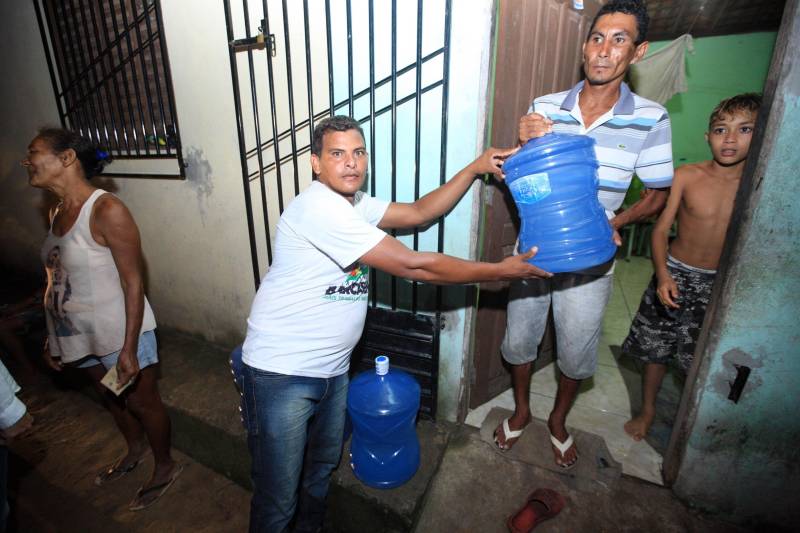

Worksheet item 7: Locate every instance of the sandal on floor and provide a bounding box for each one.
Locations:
[129,463,184,511]
[94,459,141,486]
[506,488,566,532]
[550,433,578,469]
[494,418,526,451]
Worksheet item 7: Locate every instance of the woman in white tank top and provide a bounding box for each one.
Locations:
[22,128,180,511]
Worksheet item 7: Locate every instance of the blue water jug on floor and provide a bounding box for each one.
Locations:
[502,133,617,273]
[347,355,420,489]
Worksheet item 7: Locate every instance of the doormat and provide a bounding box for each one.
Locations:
[480,407,622,491]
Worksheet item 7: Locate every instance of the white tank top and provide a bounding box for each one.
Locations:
[41,189,156,363]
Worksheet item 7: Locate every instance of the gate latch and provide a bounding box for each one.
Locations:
[229,20,276,56]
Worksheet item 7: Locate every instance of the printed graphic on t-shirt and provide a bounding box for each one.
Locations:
[44,245,94,336]
[323,265,370,301]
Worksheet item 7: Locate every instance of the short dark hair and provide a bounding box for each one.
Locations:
[588,0,649,46]
[311,115,365,156]
[36,127,113,179]
[708,93,762,129]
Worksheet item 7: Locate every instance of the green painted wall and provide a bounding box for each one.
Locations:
[647,32,777,165]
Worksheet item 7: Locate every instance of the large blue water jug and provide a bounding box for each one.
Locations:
[347,355,420,489]
[502,133,617,273]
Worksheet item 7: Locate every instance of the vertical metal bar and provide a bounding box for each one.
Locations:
[140,0,170,156]
[436,0,452,310]
[280,0,301,196]
[412,0,424,314]
[53,1,90,135]
[325,0,335,116]
[390,0,398,310]
[123,0,161,155]
[223,0,261,287]
[76,0,114,149]
[32,0,67,128]
[103,1,140,155]
[98,2,135,155]
[70,0,106,144]
[346,0,354,115]
[368,0,377,307]
[261,0,286,213]
[302,0,315,151]
[152,0,187,174]
[55,0,92,135]
[114,0,146,154]
[241,0,273,266]
[90,1,126,152]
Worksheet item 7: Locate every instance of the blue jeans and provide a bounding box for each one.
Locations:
[242,364,348,533]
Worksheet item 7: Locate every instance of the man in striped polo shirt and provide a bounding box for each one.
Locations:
[494,0,673,470]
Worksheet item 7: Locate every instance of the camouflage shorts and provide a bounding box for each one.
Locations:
[622,257,715,373]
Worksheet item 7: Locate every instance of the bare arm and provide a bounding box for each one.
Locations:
[92,196,147,386]
[651,173,685,308]
[360,235,551,284]
[609,187,669,231]
[378,147,518,230]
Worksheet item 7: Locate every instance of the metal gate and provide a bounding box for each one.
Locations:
[223,0,452,417]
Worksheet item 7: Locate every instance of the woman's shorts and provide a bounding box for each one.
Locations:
[74,330,158,370]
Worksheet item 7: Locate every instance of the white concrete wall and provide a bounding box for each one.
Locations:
[0,2,61,274]
[436,0,495,421]
[0,0,255,345]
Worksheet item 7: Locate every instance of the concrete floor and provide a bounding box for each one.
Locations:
[415,422,744,533]
[0,266,746,532]
[466,256,684,485]
[5,374,744,533]
[6,377,250,533]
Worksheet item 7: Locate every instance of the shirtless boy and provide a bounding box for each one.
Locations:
[622,93,761,440]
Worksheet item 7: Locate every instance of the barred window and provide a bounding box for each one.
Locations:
[34,0,184,177]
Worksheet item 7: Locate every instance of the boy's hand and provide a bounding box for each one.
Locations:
[471,146,520,179]
[518,113,553,144]
[498,247,553,280]
[656,275,680,309]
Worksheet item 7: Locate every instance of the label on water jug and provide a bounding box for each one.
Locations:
[509,172,551,204]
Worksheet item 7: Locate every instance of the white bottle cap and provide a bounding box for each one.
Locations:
[375,355,389,376]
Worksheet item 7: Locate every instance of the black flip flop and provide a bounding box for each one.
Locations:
[129,463,185,511]
[94,459,141,486]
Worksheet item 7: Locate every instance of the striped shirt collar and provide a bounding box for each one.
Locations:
[559,80,636,116]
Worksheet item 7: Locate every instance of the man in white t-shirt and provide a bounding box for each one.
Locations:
[241,116,551,533]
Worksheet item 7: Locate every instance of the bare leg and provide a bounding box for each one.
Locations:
[85,365,149,466]
[124,366,176,489]
[624,363,667,441]
[494,362,533,449]
[547,373,580,467]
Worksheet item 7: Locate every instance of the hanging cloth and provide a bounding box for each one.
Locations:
[629,34,694,104]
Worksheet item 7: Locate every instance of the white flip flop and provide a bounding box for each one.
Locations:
[494,418,525,450]
[549,432,577,469]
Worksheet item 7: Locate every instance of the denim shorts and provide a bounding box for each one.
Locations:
[501,272,614,379]
[74,330,159,370]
